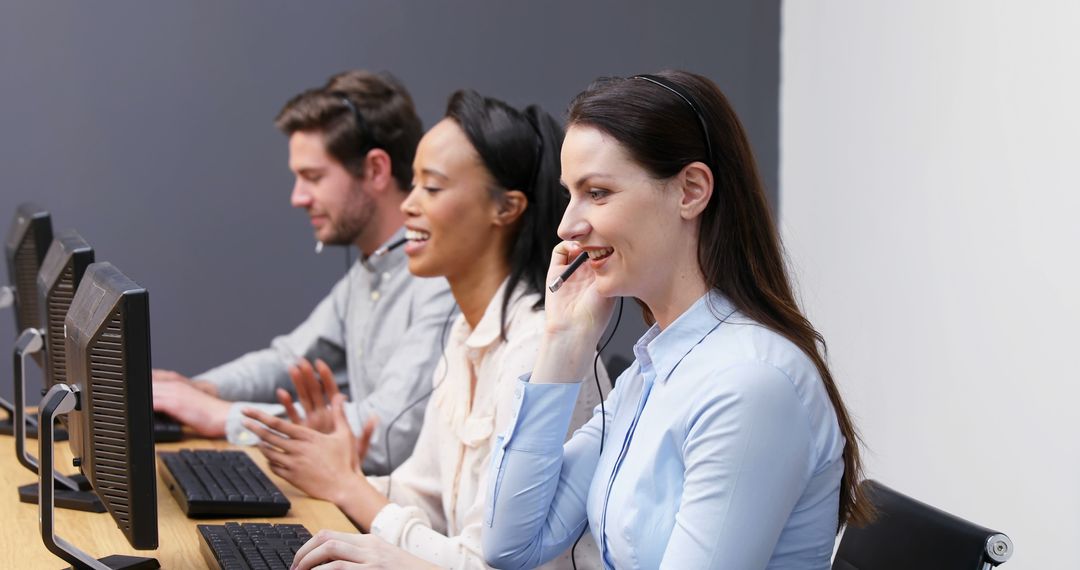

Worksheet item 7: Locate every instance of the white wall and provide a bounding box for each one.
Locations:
[781,2,1079,568]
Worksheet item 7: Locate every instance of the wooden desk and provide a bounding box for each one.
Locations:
[0,434,357,568]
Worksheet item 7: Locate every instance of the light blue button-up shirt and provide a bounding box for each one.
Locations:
[483,291,845,569]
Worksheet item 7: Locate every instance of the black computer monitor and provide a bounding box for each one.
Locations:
[10,230,101,512]
[1,203,53,433]
[38,230,96,397]
[4,202,53,335]
[38,261,159,569]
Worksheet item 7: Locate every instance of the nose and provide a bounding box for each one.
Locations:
[557,200,591,242]
[400,186,420,217]
[291,179,312,209]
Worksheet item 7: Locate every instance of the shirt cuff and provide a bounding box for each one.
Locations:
[367,475,389,497]
[195,368,239,400]
[502,376,582,453]
[225,401,286,446]
[369,502,429,547]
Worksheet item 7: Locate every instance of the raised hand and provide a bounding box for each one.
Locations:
[242,394,376,504]
[543,241,617,341]
[280,357,341,433]
[533,241,617,383]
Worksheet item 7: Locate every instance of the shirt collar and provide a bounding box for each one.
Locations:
[455,277,534,350]
[360,226,408,274]
[633,290,737,385]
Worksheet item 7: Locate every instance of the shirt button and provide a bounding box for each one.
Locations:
[514,386,523,399]
[382,272,391,280]
[371,290,381,301]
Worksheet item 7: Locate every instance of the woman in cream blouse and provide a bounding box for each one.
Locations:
[245,89,606,569]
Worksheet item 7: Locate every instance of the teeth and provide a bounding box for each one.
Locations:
[587,247,614,260]
[405,229,431,241]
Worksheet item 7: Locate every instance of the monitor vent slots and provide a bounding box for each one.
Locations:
[14,232,39,332]
[88,306,134,532]
[47,264,76,428]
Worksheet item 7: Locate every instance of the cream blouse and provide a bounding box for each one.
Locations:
[367,279,607,569]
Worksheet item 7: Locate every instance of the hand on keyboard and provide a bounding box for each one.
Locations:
[199,522,311,570]
[289,529,436,570]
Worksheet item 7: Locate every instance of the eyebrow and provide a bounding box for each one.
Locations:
[418,167,449,180]
[561,173,613,190]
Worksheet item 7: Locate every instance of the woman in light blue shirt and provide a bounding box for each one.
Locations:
[482,71,874,569]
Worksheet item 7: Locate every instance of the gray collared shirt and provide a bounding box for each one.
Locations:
[199,228,456,475]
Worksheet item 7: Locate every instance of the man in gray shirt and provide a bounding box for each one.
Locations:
[153,71,454,475]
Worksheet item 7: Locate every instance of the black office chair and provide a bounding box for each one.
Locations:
[833,480,1013,570]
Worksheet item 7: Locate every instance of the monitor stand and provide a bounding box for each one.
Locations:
[0,287,15,434]
[39,384,160,570]
[12,329,102,512]
[1,396,69,439]
[0,286,66,440]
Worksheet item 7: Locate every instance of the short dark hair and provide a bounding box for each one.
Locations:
[275,70,422,191]
[444,90,567,338]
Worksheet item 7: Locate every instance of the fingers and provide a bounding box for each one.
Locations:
[241,408,308,447]
[551,240,578,268]
[290,359,318,416]
[329,394,362,470]
[257,442,292,472]
[152,369,188,383]
[314,359,341,400]
[151,381,187,414]
[277,388,303,425]
[242,419,298,453]
[356,415,378,465]
[306,359,330,410]
[291,526,329,567]
[292,531,371,570]
[309,562,359,570]
[329,393,349,431]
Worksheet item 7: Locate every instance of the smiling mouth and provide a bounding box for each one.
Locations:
[405,229,431,242]
[587,247,614,261]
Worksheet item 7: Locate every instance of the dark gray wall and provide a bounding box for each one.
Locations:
[0,1,779,397]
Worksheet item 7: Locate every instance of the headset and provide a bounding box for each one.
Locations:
[570,74,716,569]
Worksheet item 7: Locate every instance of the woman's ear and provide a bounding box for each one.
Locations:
[677,161,713,220]
[493,190,528,227]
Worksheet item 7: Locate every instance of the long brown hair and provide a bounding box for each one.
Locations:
[567,70,874,528]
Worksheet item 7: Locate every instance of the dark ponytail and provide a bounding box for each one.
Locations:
[445,91,567,338]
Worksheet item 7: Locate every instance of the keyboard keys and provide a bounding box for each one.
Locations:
[199,523,313,570]
[159,449,291,517]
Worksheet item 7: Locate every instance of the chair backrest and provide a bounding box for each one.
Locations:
[833,480,1013,570]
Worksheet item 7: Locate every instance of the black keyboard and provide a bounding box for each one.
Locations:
[159,449,290,517]
[154,413,183,442]
[198,522,312,570]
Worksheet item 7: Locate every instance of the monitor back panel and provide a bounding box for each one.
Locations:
[4,202,53,335]
[38,230,94,428]
[66,262,158,550]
